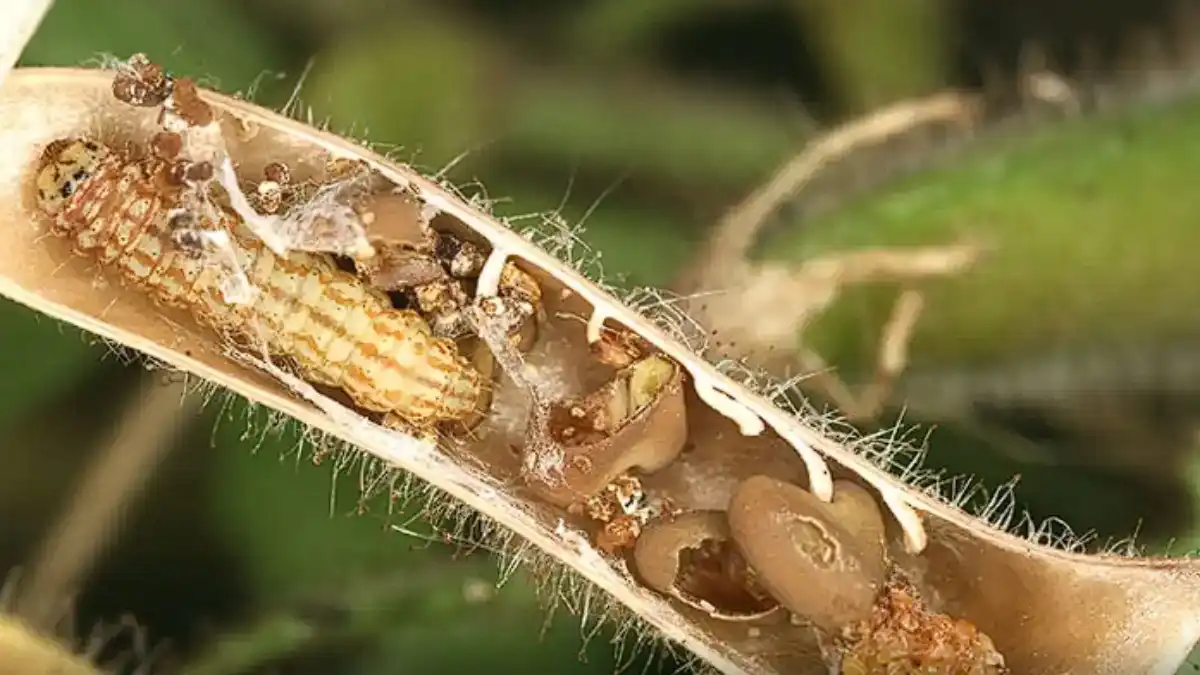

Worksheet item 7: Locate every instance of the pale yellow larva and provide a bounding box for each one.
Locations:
[33,137,488,432]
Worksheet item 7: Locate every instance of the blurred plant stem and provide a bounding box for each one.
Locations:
[180,566,533,675]
[12,378,195,631]
[782,91,1200,373]
[792,0,948,112]
[506,72,808,192]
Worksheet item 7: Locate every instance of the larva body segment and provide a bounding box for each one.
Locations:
[33,138,487,429]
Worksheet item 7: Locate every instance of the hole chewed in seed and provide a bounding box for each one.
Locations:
[634,511,782,623]
[526,354,687,508]
[728,475,887,634]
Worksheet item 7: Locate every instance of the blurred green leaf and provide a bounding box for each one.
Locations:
[208,401,443,604]
[793,0,946,110]
[568,0,748,63]
[507,75,803,193]
[305,16,488,171]
[483,181,696,288]
[19,0,292,100]
[0,302,105,429]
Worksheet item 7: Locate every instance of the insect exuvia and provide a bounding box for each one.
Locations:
[33,137,489,433]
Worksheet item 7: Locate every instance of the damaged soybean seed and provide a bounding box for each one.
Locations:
[633,510,782,623]
[527,354,686,508]
[727,475,887,634]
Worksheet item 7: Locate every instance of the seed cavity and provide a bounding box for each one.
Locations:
[633,511,782,623]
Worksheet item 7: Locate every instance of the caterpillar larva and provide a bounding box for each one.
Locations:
[32,137,488,433]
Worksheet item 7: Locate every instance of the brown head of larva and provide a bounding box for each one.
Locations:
[34,137,111,218]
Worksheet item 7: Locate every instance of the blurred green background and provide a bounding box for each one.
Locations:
[5,0,1200,672]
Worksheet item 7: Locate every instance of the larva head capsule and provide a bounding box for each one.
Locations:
[35,138,111,217]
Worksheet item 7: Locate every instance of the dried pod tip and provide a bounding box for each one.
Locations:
[728,475,886,633]
[634,511,782,623]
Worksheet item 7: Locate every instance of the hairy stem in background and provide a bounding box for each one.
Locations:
[12,379,195,630]
[678,91,976,288]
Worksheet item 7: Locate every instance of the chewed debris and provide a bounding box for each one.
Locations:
[836,574,1009,674]
[572,474,677,554]
[111,53,171,108]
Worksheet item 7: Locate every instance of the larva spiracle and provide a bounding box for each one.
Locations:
[32,137,489,433]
